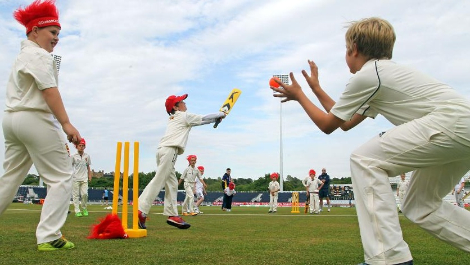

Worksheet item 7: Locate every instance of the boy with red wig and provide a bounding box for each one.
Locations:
[138,94,225,229]
[178,155,206,216]
[194,165,206,214]
[0,0,81,251]
[268,172,280,213]
[71,138,92,217]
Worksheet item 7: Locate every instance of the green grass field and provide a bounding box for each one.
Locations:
[0,203,469,265]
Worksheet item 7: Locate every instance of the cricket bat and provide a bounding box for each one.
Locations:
[463,191,470,200]
[304,195,310,214]
[213,88,242,128]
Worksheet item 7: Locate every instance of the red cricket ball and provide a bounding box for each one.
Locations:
[269,77,280,88]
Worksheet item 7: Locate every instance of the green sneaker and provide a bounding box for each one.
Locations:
[75,212,83,217]
[82,209,88,216]
[38,237,75,251]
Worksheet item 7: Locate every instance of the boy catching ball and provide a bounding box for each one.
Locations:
[271,17,470,264]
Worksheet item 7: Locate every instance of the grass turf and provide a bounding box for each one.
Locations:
[0,204,469,264]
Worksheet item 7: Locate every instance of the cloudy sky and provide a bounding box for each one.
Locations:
[0,0,469,182]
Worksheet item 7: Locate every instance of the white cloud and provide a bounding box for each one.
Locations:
[0,0,469,183]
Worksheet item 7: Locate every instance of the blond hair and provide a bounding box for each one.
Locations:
[345,17,396,60]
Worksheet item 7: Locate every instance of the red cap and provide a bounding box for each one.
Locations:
[165,94,188,114]
[309,169,316,176]
[186,154,197,163]
[197,166,204,171]
[270,172,279,179]
[14,0,61,34]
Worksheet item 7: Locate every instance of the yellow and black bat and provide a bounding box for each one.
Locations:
[304,195,310,214]
[463,191,470,200]
[214,88,242,128]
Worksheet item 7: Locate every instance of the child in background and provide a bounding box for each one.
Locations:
[452,176,466,208]
[305,170,323,214]
[178,155,206,216]
[271,17,470,264]
[194,166,206,214]
[396,173,409,212]
[103,187,109,206]
[268,172,280,213]
[71,138,92,217]
[224,181,236,212]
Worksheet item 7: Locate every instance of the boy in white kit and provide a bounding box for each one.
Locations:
[0,0,81,251]
[305,170,324,214]
[178,155,206,216]
[271,17,470,265]
[71,138,92,217]
[396,173,409,212]
[138,94,225,229]
[268,172,280,213]
[194,166,206,214]
[452,176,466,208]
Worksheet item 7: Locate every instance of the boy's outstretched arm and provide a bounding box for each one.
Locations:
[200,112,226,125]
[301,60,367,131]
[271,72,344,134]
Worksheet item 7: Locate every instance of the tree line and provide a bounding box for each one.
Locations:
[22,172,354,192]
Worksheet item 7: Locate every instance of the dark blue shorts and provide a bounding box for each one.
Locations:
[319,190,329,198]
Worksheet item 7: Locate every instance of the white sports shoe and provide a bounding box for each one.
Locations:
[328,208,331,212]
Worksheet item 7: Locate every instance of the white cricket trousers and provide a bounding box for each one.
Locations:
[0,111,72,244]
[72,180,88,213]
[182,182,195,213]
[139,146,179,217]
[351,115,470,265]
[309,192,320,213]
[455,190,465,208]
[269,194,278,211]
[397,190,406,211]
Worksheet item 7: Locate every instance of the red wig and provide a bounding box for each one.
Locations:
[270,172,279,179]
[13,0,61,34]
[186,155,197,163]
[88,214,128,240]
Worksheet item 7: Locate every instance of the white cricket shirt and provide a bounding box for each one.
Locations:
[180,165,201,183]
[159,111,203,154]
[331,60,470,142]
[268,180,280,195]
[5,40,58,113]
[72,152,91,181]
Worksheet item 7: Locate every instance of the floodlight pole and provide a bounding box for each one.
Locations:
[273,74,289,192]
